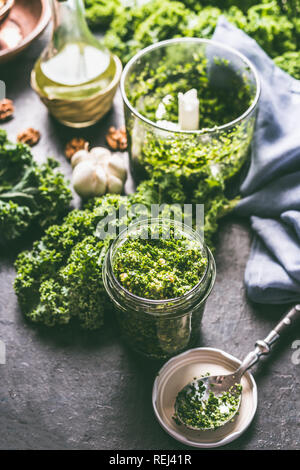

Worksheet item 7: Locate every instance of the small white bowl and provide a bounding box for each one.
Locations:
[152,347,257,448]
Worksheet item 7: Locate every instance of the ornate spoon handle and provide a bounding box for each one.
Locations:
[236,305,300,377]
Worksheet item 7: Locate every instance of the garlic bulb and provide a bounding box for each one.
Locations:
[72,161,107,198]
[71,145,127,198]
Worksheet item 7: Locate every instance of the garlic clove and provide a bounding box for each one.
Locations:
[90,147,111,163]
[107,154,127,182]
[71,149,90,168]
[89,154,109,172]
[72,161,107,198]
[93,166,107,195]
[107,174,123,194]
[72,161,95,197]
[89,146,111,172]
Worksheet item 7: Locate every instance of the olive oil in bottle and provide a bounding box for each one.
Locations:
[31,0,120,127]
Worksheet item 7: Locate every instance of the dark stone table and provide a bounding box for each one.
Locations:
[0,28,299,450]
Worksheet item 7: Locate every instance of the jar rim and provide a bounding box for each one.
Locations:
[106,218,214,308]
[120,37,261,136]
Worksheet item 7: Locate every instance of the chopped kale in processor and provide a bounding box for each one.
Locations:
[128,53,252,129]
[125,50,255,248]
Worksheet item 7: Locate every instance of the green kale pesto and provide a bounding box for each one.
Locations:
[113,226,208,300]
[106,221,215,359]
[174,379,242,430]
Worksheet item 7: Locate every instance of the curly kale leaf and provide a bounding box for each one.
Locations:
[276,0,300,19]
[84,0,121,28]
[25,237,107,329]
[182,7,222,38]
[59,236,108,329]
[14,208,100,328]
[14,241,64,313]
[186,1,258,12]
[134,1,189,46]
[245,1,295,57]
[0,130,71,245]
[30,279,71,327]
[14,195,149,329]
[104,0,192,64]
[0,201,32,241]
[104,0,299,65]
[0,131,32,192]
[274,51,300,79]
[32,158,72,230]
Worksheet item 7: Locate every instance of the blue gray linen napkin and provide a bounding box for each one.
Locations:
[212,17,300,304]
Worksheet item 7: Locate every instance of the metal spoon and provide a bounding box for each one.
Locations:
[175,304,300,431]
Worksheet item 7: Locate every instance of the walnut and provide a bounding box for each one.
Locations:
[17,128,40,147]
[0,98,14,121]
[65,137,89,159]
[106,126,127,151]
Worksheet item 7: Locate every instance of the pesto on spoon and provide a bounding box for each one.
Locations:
[174,305,300,431]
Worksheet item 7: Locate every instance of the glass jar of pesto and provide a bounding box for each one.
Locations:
[103,219,216,360]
